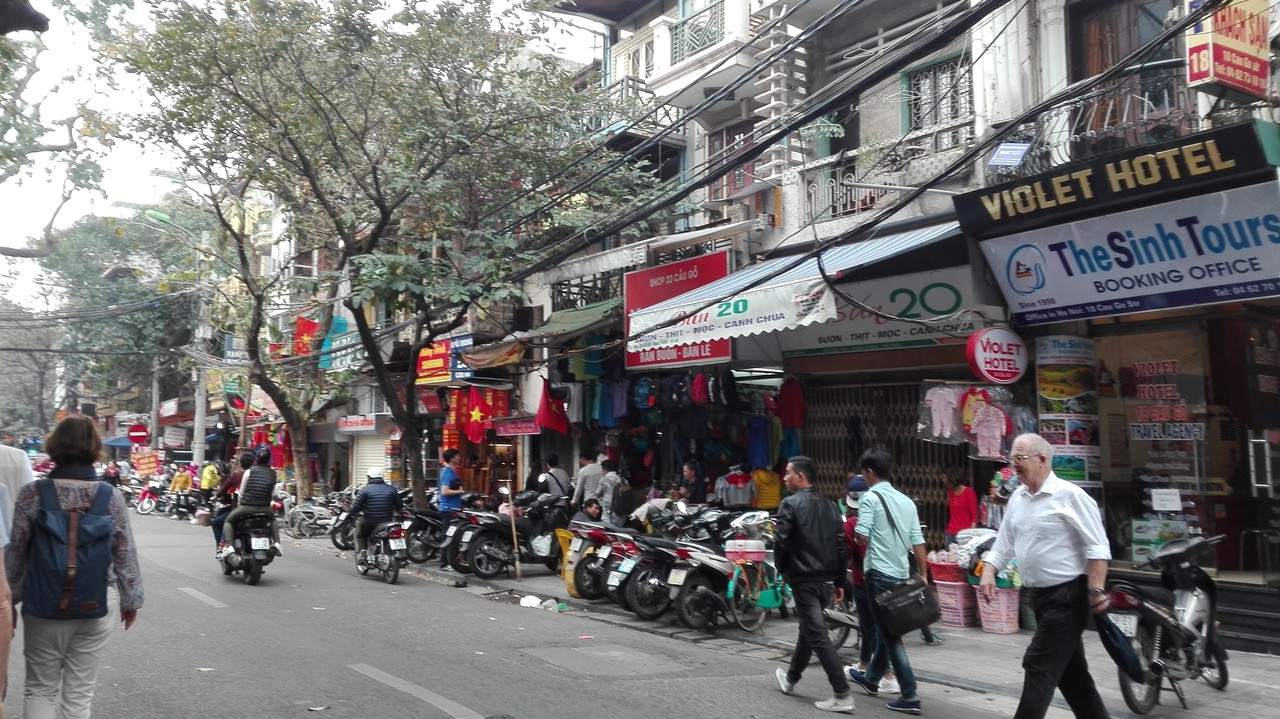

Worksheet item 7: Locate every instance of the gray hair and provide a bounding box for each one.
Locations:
[1014,433,1054,459]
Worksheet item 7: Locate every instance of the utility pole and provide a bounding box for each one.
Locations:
[150,356,161,451]
[191,229,212,465]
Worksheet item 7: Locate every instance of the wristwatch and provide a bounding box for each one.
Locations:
[1087,587,1107,597]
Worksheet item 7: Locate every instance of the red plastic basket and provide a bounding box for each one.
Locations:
[978,587,1021,634]
[928,561,966,583]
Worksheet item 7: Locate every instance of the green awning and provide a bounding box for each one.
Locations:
[460,298,621,369]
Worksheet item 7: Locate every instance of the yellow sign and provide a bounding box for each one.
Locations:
[1185,0,1269,101]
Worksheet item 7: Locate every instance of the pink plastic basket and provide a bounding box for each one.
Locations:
[934,581,976,612]
[978,587,1021,634]
[940,604,978,627]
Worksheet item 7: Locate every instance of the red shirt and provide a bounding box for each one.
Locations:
[946,485,979,535]
[843,519,865,586]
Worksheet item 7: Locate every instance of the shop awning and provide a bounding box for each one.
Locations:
[460,298,622,369]
[648,218,759,254]
[628,222,961,350]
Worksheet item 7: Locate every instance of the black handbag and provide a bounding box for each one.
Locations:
[871,493,941,637]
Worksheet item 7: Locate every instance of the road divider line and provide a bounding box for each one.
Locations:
[347,663,483,719]
[178,587,228,608]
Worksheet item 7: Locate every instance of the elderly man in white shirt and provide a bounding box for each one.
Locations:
[980,433,1111,719]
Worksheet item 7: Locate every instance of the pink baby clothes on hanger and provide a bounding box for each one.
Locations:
[924,385,960,438]
[973,403,1008,458]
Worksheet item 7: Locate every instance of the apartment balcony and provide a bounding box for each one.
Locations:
[994,65,1203,181]
[749,0,842,28]
[587,75,685,144]
[647,1,760,118]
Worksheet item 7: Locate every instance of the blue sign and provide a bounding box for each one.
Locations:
[449,334,473,380]
[989,142,1031,167]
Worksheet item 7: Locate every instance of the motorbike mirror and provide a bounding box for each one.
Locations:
[675,501,688,514]
[498,486,511,496]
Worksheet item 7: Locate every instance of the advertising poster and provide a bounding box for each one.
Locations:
[624,252,732,369]
[1036,336,1103,493]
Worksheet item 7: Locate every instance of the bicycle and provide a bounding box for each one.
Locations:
[726,557,790,632]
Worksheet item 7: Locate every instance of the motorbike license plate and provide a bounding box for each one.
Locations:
[607,570,625,587]
[461,530,474,544]
[597,545,611,559]
[445,525,457,537]
[667,568,688,586]
[618,557,636,574]
[569,538,583,552]
[1110,613,1138,638]
[250,537,271,550]
[389,538,407,550]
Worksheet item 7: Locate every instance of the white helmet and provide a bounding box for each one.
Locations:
[366,466,384,480]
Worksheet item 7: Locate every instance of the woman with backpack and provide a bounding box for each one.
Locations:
[6,415,143,719]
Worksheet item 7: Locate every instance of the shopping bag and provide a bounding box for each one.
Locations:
[874,575,941,637]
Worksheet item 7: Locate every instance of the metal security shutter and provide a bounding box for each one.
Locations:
[349,435,385,491]
[804,383,969,549]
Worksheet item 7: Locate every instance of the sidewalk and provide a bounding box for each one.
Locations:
[407,561,1280,719]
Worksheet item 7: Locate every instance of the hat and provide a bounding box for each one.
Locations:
[846,474,869,506]
[366,466,384,480]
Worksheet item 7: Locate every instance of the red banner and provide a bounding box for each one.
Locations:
[294,316,320,356]
[624,251,732,369]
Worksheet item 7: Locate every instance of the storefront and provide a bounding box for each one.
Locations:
[336,414,397,490]
[958,120,1280,573]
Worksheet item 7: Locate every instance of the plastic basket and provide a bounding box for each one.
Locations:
[725,539,767,562]
[940,603,978,627]
[935,581,977,627]
[928,561,966,583]
[978,587,1021,634]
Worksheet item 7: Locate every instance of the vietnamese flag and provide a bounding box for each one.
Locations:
[465,386,491,443]
[294,316,320,356]
[535,383,569,435]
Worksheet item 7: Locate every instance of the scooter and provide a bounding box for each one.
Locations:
[565,522,617,600]
[218,511,279,586]
[356,520,408,584]
[463,487,571,580]
[135,479,170,515]
[1108,533,1229,714]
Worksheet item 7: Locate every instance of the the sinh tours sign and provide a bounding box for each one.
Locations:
[1185,0,1270,102]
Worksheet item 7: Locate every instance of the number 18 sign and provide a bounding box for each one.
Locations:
[1185,0,1269,102]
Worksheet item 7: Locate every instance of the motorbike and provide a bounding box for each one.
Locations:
[135,480,170,515]
[356,519,409,584]
[620,532,689,620]
[218,511,279,585]
[285,500,335,538]
[565,522,617,600]
[463,487,571,580]
[404,506,446,564]
[668,510,775,630]
[330,509,359,551]
[1108,533,1229,714]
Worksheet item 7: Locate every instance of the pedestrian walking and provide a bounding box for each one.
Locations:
[6,415,143,719]
[845,448,926,715]
[772,455,855,714]
[979,433,1111,719]
[570,449,603,510]
[0,481,13,707]
[841,472,900,694]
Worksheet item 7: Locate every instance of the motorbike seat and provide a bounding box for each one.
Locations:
[414,507,444,521]
[638,535,679,550]
[1126,584,1176,607]
[513,516,536,536]
[373,521,398,536]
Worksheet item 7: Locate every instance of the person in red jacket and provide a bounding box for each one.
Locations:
[943,466,978,548]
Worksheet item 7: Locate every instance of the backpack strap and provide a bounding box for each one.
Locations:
[88,481,113,515]
[61,509,81,614]
[35,477,60,512]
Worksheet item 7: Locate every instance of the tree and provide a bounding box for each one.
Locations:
[0,296,60,437]
[115,0,664,505]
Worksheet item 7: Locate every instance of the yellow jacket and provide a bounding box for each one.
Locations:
[170,471,192,492]
[200,464,220,490]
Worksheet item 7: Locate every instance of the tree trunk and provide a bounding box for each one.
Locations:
[400,414,426,509]
[288,419,313,501]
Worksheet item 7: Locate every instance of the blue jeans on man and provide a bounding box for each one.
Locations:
[863,569,920,700]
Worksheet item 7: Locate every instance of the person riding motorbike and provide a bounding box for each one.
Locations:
[219,447,282,557]
[211,452,252,554]
[349,466,404,565]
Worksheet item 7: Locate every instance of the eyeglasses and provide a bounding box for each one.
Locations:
[1010,454,1033,462]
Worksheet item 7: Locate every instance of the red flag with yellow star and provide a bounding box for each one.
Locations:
[294,316,320,356]
[465,386,491,443]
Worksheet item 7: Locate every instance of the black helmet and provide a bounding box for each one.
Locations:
[254,446,272,465]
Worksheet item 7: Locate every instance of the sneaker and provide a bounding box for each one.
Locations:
[879,676,901,695]
[886,698,922,715]
[843,667,879,696]
[438,565,453,572]
[775,667,795,696]
[815,696,856,714]
[922,630,944,646]
[272,546,283,558]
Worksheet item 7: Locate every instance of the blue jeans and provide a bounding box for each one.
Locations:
[852,582,877,666]
[786,582,851,697]
[865,569,920,701]
[211,509,229,544]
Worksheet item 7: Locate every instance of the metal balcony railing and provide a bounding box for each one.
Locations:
[801,115,975,221]
[586,76,684,139]
[672,2,725,65]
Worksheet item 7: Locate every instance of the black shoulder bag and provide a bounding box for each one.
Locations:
[871,493,941,637]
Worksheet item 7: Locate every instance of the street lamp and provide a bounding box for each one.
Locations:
[145,210,213,465]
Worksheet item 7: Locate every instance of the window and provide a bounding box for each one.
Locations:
[906,55,974,150]
[706,121,757,201]
[291,248,315,278]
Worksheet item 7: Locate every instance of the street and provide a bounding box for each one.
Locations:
[0,513,1061,719]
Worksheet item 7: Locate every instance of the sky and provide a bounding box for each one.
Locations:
[0,3,603,307]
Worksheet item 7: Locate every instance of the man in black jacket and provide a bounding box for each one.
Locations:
[773,455,854,714]
[220,446,281,555]
[350,466,404,565]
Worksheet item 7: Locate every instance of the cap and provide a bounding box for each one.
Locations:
[366,466,384,480]
[846,474,869,506]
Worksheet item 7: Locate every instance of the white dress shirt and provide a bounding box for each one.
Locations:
[985,472,1111,588]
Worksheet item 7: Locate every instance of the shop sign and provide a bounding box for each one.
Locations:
[981,180,1280,326]
[955,122,1271,239]
[624,252,732,369]
[159,399,180,418]
[162,426,186,449]
[336,414,378,434]
[450,335,473,379]
[320,331,365,372]
[967,327,1027,384]
[130,447,158,477]
[1185,0,1269,102]
[779,269,992,357]
[414,335,474,384]
[492,417,539,436]
[1035,336,1102,491]
[223,334,249,363]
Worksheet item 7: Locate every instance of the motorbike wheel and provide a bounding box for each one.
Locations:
[544,553,561,573]
[446,539,473,574]
[382,556,399,585]
[137,497,156,515]
[625,565,671,620]
[467,535,507,580]
[285,514,303,539]
[827,598,854,649]
[675,574,717,630]
[244,556,263,586]
[573,555,607,601]
[1202,643,1229,690]
[1118,623,1162,715]
[330,525,351,551]
[407,530,436,564]
[728,571,766,633]
[221,560,234,576]
[356,552,370,575]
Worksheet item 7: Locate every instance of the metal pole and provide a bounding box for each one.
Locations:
[191,230,212,465]
[150,356,161,451]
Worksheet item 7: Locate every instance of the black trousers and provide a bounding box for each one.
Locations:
[786,582,851,697]
[1014,576,1108,719]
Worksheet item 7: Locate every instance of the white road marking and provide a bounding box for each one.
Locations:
[178,587,228,608]
[347,663,484,719]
